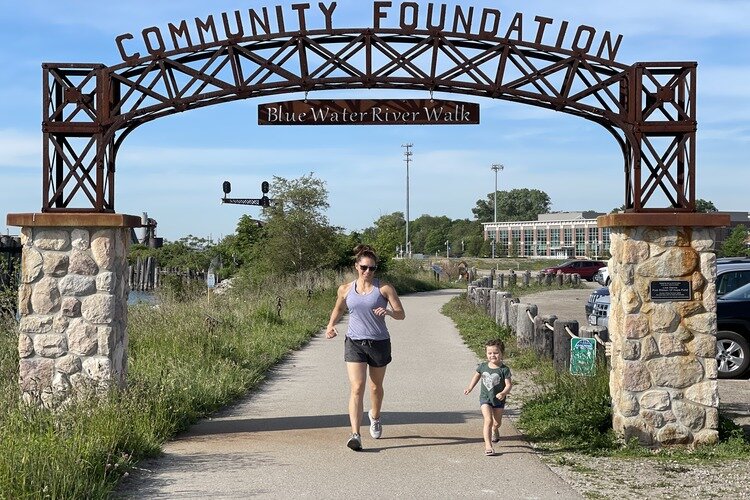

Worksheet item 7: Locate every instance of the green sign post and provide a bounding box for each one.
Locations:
[570,338,596,376]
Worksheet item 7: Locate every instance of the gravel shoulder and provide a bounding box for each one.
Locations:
[508,285,750,500]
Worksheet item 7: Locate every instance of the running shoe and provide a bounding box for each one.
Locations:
[368,410,382,439]
[347,432,362,451]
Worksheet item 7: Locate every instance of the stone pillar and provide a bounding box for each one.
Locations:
[599,213,729,447]
[8,213,141,407]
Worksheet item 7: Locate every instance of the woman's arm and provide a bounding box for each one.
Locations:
[378,283,405,320]
[325,284,349,338]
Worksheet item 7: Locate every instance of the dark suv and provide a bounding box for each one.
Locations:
[541,260,606,281]
[717,281,750,378]
[716,257,750,297]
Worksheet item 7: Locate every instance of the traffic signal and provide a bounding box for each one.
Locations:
[261,181,269,194]
[222,181,232,194]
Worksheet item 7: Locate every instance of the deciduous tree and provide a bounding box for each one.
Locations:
[257,173,343,274]
[719,225,749,257]
[472,188,551,222]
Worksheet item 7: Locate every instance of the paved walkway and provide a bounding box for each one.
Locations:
[118,289,581,499]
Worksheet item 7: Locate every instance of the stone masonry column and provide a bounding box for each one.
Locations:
[599,213,729,447]
[7,213,141,407]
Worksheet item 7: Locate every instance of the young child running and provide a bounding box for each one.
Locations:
[464,339,512,456]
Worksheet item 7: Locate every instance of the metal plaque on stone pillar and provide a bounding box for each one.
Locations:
[649,280,692,301]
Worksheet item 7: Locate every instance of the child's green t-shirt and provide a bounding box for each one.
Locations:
[476,362,512,402]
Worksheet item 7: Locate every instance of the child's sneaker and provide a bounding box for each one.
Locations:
[368,410,382,439]
[347,432,362,451]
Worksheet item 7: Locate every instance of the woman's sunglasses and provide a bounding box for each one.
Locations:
[358,265,377,272]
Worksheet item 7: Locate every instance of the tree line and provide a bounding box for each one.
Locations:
[129,173,743,279]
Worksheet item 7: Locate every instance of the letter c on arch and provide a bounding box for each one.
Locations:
[116,33,140,64]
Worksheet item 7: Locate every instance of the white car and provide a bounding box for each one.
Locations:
[594,266,610,286]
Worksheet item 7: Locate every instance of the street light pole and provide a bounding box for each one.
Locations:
[491,163,504,223]
[402,143,413,257]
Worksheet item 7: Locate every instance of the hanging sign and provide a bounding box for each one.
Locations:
[258,99,479,125]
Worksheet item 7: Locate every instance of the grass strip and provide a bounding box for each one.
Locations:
[0,269,444,498]
[441,294,750,459]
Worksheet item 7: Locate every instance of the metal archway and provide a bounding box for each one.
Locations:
[42,27,696,213]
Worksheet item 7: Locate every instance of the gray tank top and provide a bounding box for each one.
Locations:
[346,279,390,341]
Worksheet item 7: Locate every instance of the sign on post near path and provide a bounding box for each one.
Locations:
[570,338,596,376]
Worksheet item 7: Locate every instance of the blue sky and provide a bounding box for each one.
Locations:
[1,1,748,241]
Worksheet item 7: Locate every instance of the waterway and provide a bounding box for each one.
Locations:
[127,291,157,305]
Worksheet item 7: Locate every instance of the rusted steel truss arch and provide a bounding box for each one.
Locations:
[41,29,696,213]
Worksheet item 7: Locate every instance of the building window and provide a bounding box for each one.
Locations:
[498,230,509,257]
[588,227,598,257]
[524,229,533,256]
[564,228,573,247]
[510,229,521,257]
[575,228,585,257]
[536,228,547,255]
[602,228,612,257]
[551,228,560,248]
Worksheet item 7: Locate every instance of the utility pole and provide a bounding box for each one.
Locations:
[491,163,504,223]
[402,143,413,257]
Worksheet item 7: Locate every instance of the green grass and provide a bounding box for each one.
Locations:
[0,269,444,498]
[440,294,750,460]
[440,294,513,355]
[0,285,333,498]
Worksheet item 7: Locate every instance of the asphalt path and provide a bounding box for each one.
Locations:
[118,289,582,499]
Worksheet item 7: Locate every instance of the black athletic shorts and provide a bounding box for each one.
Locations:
[344,337,392,367]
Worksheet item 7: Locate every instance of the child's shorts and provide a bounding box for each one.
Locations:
[480,399,506,409]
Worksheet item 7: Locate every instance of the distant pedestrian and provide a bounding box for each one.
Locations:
[326,244,405,451]
[463,339,512,456]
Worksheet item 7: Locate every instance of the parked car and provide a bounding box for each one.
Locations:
[585,286,610,316]
[542,260,606,281]
[588,292,610,328]
[594,266,610,286]
[716,257,750,297]
[716,281,750,378]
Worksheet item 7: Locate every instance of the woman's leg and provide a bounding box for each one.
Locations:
[346,362,368,433]
[367,365,387,419]
[480,404,494,451]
